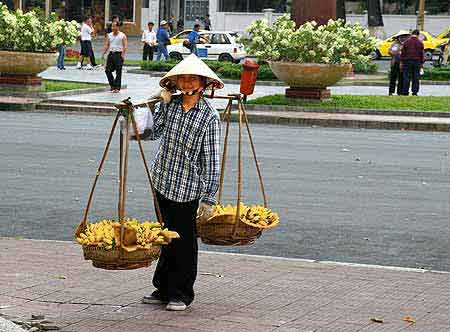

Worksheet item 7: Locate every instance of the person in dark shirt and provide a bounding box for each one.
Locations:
[400,30,424,96]
[203,15,211,30]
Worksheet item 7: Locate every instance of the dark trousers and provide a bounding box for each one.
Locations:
[143,43,154,61]
[105,52,123,90]
[402,59,421,95]
[152,191,199,306]
[389,62,403,95]
[89,48,97,67]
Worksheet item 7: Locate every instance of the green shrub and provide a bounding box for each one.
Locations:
[422,68,450,81]
[353,58,378,74]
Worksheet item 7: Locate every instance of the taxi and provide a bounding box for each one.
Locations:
[376,30,438,60]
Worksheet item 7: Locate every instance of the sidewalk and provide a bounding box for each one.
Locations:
[1,238,450,332]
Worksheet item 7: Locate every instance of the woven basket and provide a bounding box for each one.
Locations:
[82,245,161,270]
[197,214,262,246]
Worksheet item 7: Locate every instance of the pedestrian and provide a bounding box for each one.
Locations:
[401,29,424,96]
[176,18,184,32]
[106,15,121,34]
[101,21,128,93]
[203,14,211,30]
[142,22,156,61]
[56,12,66,70]
[140,54,223,311]
[168,15,175,35]
[186,24,201,56]
[156,20,170,61]
[388,31,410,96]
[77,16,95,70]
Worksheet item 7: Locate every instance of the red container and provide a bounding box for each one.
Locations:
[240,58,260,96]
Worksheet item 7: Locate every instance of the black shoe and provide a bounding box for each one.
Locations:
[412,93,418,96]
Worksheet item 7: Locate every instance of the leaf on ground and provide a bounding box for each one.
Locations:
[370,317,384,323]
[200,272,223,278]
[403,316,416,323]
[55,275,67,280]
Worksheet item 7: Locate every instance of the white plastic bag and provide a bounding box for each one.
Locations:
[121,106,154,136]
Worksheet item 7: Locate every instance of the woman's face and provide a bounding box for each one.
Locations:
[177,75,203,94]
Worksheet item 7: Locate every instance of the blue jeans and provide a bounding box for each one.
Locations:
[402,59,421,95]
[57,45,65,69]
[157,44,168,61]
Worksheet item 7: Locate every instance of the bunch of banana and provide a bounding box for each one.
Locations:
[76,219,118,249]
[208,203,279,229]
[76,218,180,251]
[242,205,279,228]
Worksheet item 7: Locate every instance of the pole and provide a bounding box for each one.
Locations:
[417,0,425,31]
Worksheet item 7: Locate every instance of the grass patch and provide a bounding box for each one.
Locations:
[43,80,104,92]
[248,94,450,112]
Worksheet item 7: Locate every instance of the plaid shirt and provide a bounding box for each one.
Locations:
[146,95,221,204]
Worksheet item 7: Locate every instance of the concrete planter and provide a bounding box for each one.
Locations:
[268,61,350,89]
[0,50,57,76]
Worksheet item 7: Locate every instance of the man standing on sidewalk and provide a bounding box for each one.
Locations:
[101,21,128,93]
[156,20,170,61]
[77,17,95,70]
[142,22,156,61]
[401,30,424,96]
[187,24,201,56]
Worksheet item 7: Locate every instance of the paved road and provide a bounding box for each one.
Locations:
[2,112,450,271]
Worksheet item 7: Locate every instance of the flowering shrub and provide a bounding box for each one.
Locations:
[242,15,377,65]
[0,3,79,53]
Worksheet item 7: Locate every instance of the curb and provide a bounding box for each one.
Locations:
[221,111,450,132]
[2,237,448,275]
[245,104,450,118]
[2,99,450,133]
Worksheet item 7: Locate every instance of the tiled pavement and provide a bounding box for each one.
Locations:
[1,239,450,332]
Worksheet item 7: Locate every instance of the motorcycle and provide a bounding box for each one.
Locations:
[432,40,450,68]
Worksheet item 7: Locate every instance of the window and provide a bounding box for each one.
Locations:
[110,0,134,22]
[198,33,211,44]
[219,0,285,12]
[211,34,230,44]
[22,0,45,12]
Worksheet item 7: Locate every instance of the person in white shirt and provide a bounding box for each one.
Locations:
[142,22,156,61]
[77,17,96,70]
[101,21,128,93]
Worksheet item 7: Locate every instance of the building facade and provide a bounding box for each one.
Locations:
[7,0,450,36]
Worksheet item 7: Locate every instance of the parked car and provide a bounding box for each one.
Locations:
[167,31,246,62]
[375,30,438,61]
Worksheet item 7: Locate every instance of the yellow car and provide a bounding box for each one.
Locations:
[169,29,207,45]
[376,31,438,60]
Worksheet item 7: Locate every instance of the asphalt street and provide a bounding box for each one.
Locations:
[2,112,450,271]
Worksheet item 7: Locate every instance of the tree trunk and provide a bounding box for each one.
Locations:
[367,0,384,38]
[367,0,384,27]
[336,0,346,22]
[291,0,336,26]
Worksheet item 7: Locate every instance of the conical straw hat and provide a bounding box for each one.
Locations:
[159,54,225,91]
[393,30,411,38]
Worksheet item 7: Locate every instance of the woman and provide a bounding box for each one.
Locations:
[141,54,224,311]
